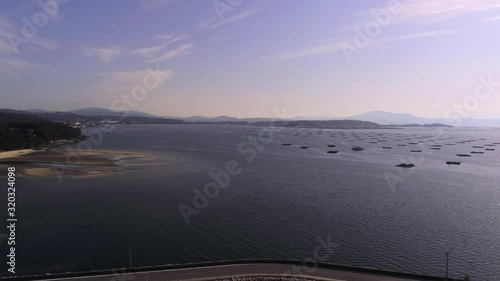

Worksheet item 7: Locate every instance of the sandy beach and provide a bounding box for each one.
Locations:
[0,148,152,177]
[0,149,36,160]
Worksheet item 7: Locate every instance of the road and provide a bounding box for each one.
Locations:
[44,263,442,281]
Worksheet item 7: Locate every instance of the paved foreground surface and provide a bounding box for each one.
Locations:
[43,263,443,281]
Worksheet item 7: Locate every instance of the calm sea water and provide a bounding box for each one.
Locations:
[1,124,499,280]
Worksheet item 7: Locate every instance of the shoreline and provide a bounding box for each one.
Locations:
[7,259,449,281]
[0,148,152,178]
[0,149,36,160]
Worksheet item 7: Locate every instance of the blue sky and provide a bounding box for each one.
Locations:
[1,0,500,118]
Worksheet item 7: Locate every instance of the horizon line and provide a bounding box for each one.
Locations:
[3,107,500,120]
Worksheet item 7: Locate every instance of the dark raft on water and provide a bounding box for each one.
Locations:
[351,146,365,151]
[397,163,415,168]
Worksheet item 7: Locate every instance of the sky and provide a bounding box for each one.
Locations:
[1,0,500,119]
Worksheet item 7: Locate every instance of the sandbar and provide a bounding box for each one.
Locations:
[0,148,152,177]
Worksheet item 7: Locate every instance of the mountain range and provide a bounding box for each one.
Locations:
[2,108,500,126]
[347,111,500,126]
[19,108,277,123]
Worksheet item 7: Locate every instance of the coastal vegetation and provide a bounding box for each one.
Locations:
[0,112,81,151]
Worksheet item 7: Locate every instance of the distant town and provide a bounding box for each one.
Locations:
[68,119,120,129]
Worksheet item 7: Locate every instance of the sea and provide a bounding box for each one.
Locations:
[1,124,499,280]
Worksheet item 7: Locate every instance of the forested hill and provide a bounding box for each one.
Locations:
[0,112,81,151]
[0,111,47,123]
[254,119,384,129]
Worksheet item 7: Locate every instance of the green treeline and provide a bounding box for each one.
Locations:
[0,115,81,151]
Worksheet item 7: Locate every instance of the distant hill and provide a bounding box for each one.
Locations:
[38,112,87,122]
[0,111,48,123]
[0,108,33,115]
[95,116,184,124]
[0,109,89,123]
[347,111,500,126]
[26,109,50,113]
[390,123,453,128]
[1,108,184,124]
[3,108,499,126]
[179,116,279,123]
[254,119,383,129]
[69,107,119,116]
[69,107,158,118]
[347,111,437,125]
[182,116,241,122]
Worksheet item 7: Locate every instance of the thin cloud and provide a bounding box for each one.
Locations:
[131,35,189,58]
[85,35,192,63]
[130,44,166,58]
[378,29,459,43]
[31,38,59,50]
[99,69,174,84]
[154,33,189,41]
[83,47,123,63]
[0,58,41,72]
[363,0,500,24]
[0,17,14,54]
[205,7,262,30]
[278,30,458,61]
[0,39,13,54]
[0,36,60,52]
[146,44,193,63]
[0,16,17,34]
[0,15,59,52]
[153,33,176,41]
[479,15,500,22]
[163,34,189,43]
[279,42,346,61]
